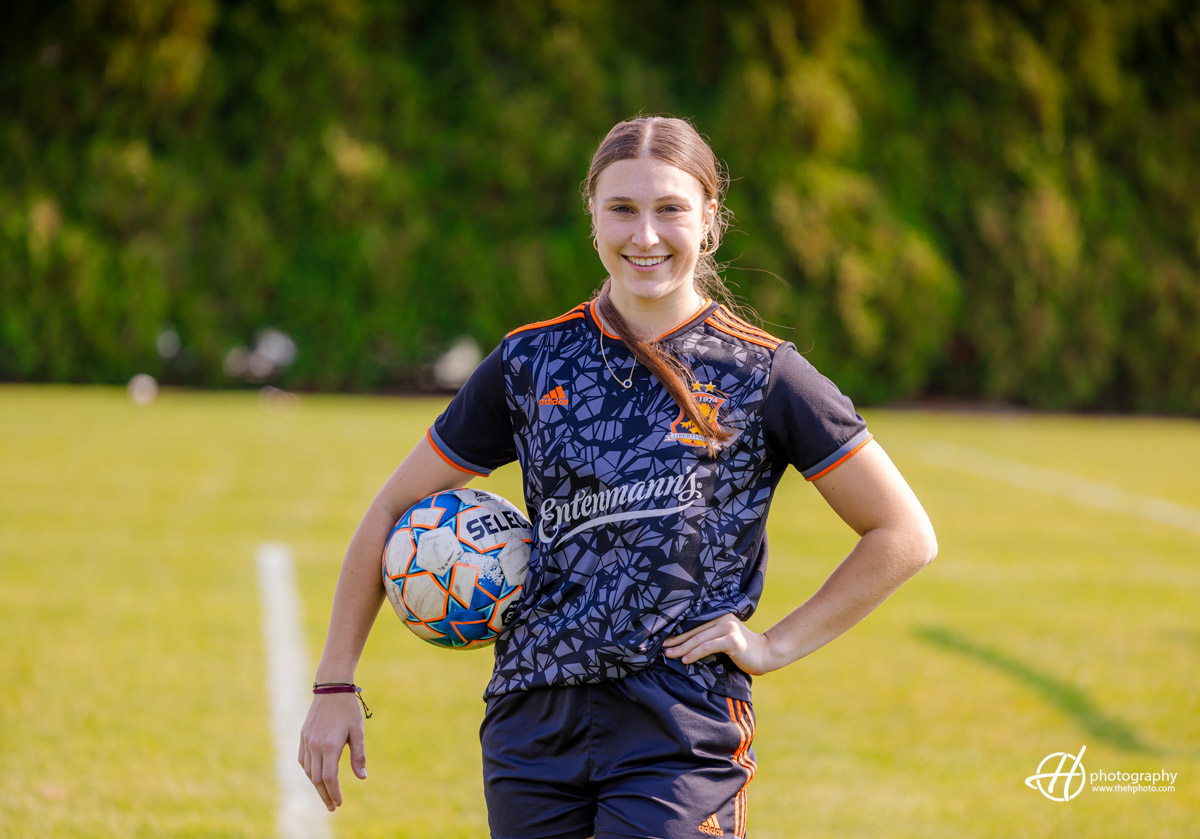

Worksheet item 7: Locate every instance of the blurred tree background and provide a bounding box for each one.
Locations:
[2,0,1198,411]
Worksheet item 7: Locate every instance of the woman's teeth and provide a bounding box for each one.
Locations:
[626,255,669,267]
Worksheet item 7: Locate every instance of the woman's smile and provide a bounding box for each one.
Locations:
[623,254,672,269]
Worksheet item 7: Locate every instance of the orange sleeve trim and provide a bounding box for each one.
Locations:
[705,316,781,350]
[425,429,490,477]
[711,308,783,345]
[505,304,588,338]
[806,434,874,482]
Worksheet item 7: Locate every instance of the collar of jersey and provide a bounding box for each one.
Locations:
[586,298,718,343]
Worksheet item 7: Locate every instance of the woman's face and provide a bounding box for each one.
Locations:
[591,156,716,308]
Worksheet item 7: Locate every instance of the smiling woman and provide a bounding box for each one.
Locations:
[586,117,735,457]
[299,115,937,839]
[592,158,713,309]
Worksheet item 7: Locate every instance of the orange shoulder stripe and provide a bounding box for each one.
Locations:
[705,315,781,351]
[506,304,587,338]
[711,308,783,345]
[708,310,782,349]
[719,311,781,343]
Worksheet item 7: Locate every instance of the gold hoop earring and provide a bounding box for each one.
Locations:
[593,239,599,251]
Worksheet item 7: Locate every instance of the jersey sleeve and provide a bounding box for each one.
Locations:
[427,343,516,477]
[762,343,872,480]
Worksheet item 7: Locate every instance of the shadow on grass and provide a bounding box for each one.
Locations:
[914,625,1157,755]
[1163,626,1200,650]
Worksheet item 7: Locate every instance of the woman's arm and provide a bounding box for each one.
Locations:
[299,435,472,811]
[663,440,936,674]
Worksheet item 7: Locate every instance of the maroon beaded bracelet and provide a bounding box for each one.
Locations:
[312,682,372,719]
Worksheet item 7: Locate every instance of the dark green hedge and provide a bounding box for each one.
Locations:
[3,1,1198,411]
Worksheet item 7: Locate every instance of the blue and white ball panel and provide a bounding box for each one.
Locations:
[382,489,532,649]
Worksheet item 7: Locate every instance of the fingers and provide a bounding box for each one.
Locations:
[305,740,343,810]
[663,613,769,672]
[318,749,343,811]
[299,696,363,811]
[664,614,741,660]
[662,625,700,647]
[349,724,368,780]
[303,743,332,810]
[663,614,728,648]
[666,624,742,664]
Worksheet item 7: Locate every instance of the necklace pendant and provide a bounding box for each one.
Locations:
[600,329,637,390]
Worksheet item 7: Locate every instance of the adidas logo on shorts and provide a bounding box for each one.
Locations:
[699,813,724,836]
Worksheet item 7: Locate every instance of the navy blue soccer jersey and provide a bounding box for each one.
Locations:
[428,299,871,701]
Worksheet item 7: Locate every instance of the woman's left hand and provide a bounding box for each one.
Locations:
[663,614,778,676]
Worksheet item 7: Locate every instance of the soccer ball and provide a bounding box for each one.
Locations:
[382,488,532,649]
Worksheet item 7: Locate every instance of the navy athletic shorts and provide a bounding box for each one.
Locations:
[480,663,757,839]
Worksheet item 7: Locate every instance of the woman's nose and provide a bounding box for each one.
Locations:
[632,218,660,248]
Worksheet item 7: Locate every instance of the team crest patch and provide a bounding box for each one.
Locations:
[666,383,726,447]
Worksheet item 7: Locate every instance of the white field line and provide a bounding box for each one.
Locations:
[920,441,1200,537]
[256,543,331,839]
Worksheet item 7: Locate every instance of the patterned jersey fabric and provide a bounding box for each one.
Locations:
[429,299,871,700]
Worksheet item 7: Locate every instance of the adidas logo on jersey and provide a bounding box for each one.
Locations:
[538,385,569,406]
[698,813,724,836]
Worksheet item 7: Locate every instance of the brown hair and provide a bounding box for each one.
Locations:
[586,116,734,457]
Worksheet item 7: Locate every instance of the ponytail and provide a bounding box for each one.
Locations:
[596,284,733,458]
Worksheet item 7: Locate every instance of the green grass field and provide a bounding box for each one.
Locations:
[1,386,1197,838]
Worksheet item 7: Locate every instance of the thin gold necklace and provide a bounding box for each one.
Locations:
[599,328,635,389]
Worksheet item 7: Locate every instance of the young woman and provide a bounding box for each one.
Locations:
[299,116,937,839]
